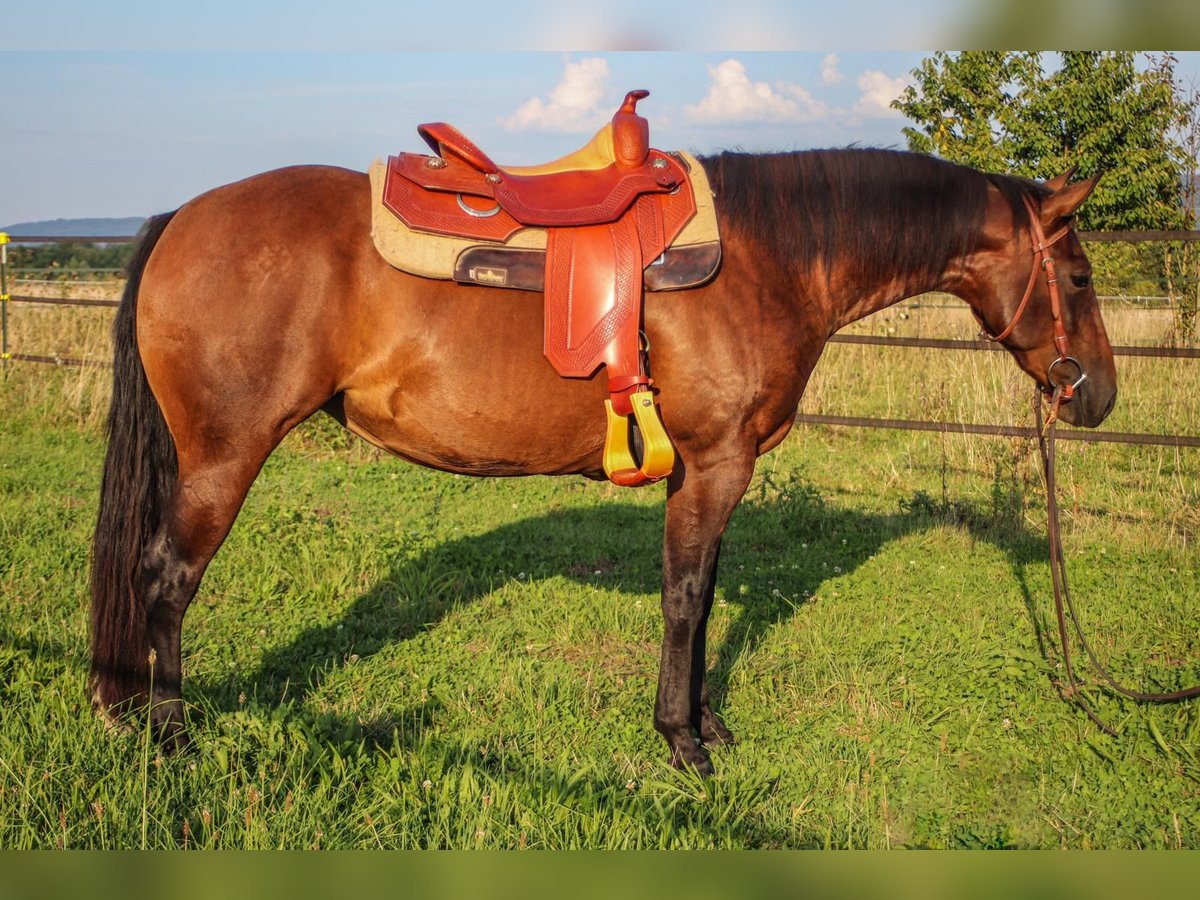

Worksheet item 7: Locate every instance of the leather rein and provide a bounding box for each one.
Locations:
[985,193,1200,734]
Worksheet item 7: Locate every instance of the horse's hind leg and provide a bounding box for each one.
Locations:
[138,446,275,749]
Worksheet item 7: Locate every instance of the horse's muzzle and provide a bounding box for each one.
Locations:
[1055,380,1116,428]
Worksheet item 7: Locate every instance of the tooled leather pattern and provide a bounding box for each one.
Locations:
[393,153,494,195]
[543,217,643,378]
[382,156,523,242]
[612,114,650,167]
[494,166,669,227]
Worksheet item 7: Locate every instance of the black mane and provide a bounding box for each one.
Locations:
[700,149,1042,289]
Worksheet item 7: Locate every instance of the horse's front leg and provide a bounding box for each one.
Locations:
[694,540,735,747]
[656,451,755,774]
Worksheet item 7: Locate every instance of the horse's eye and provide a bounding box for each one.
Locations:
[1070,274,1091,290]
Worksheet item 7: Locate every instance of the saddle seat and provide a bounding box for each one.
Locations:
[408,90,682,228]
[383,90,701,487]
[422,90,643,178]
[504,120,626,176]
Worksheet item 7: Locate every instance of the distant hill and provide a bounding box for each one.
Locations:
[1,217,146,238]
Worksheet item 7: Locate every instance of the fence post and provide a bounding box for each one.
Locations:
[1,232,9,370]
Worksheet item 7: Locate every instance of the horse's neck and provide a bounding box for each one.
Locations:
[820,255,969,340]
[808,204,973,336]
[829,280,927,334]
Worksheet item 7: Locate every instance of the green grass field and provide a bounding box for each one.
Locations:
[2,295,1199,848]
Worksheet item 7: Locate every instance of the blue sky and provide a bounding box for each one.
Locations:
[2,2,959,52]
[2,49,1198,222]
[0,52,931,221]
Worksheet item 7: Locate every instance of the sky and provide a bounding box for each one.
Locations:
[0,51,952,222]
[1,3,1198,223]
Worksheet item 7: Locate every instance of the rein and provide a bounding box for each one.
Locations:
[995,191,1200,731]
[1035,388,1200,735]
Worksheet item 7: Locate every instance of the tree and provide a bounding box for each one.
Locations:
[1171,77,1200,341]
[893,51,1191,232]
[8,242,135,276]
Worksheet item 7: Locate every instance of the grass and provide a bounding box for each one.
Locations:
[1,288,1199,848]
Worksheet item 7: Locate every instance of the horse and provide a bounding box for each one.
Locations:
[89,147,1116,774]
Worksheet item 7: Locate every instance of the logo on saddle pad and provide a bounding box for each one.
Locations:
[468,266,508,286]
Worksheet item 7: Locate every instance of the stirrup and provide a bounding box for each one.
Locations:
[602,389,675,486]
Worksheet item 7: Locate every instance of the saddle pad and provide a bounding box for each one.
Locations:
[369,150,720,285]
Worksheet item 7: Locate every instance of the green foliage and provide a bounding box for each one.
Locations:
[894,52,1193,232]
[7,242,136,278]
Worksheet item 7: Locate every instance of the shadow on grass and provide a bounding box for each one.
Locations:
[188,474,1049,739]
[165,474,1060,846]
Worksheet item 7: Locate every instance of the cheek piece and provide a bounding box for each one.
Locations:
[979,194,1083,424]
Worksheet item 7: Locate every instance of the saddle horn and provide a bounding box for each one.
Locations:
[612,90,651,169]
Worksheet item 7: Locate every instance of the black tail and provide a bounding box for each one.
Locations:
[89,211,179,713]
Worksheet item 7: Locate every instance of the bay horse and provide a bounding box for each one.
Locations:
[90,148,1116,774]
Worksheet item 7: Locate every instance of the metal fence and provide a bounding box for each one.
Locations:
[3,230,1199,450]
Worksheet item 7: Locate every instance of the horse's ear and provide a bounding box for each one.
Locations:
[1040,174,1100,224]
[1042,167,1078,193]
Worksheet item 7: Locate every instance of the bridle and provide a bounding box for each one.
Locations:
[982,194,1200,730]
[979,193,1086,426]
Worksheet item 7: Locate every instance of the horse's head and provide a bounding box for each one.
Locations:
[963,172,1117,428]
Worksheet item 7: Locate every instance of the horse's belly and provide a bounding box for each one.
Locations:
[340,381,607,477]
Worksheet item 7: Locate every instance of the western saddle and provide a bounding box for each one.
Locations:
[383,90,700,486]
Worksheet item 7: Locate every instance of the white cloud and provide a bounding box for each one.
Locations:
[819,53,845,86]
[852,70,910,119]
[500,57,611,133]
[685,58,828,125]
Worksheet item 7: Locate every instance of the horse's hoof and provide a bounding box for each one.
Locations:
[155,720,192,754]
[699,714,736,747]
[90,682,138,734]
[670,742,715,776]
[152,703,192,753]
[93,701,130,734]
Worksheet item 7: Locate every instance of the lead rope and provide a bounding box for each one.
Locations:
[1034,387,1200,735]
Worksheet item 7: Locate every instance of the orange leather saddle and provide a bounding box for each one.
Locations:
[382,90,698,486]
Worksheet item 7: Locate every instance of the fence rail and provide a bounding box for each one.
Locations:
[1077,230,1200,242]
[9,297,1196,325]
[826,334,1200,359]
[10,294,119,308]
[4,235,137,244]
[794,414,1200,449]
[6,353,99,368]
